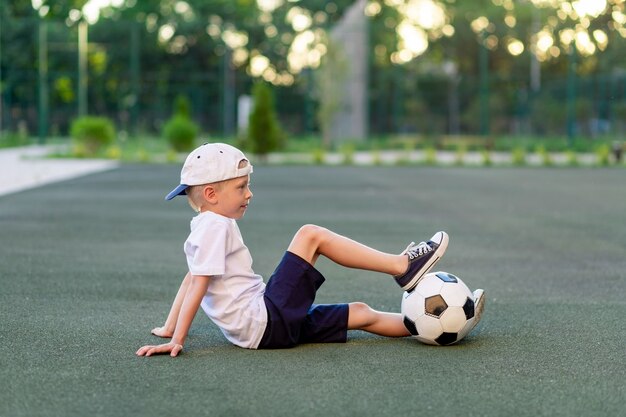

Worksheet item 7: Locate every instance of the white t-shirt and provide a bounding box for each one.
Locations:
[184,211,267,349]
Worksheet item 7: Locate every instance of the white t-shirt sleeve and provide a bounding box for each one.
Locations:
[185,220,228,276]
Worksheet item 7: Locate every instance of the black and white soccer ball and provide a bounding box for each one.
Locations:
[401,271,477,346]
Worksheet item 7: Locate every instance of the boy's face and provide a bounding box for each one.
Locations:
[212,175,253,219]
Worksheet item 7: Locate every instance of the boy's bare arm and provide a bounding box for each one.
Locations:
[136,274,211,357]
[152,272,192,338]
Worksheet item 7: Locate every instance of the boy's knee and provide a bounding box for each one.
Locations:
[350,301,368,312]
[348,302,377,328]
[295,224,328,245]
[288,224,330,264]
[349,302,374,318]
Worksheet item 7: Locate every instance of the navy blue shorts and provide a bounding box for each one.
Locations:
[258,251,349,349]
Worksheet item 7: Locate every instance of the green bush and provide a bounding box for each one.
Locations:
[105,145,122,159]
[565,150,579,166]
[70,116,115,156]
[163,95,198,152]
[481,149,492,166]
[173,94,191,118]
[371,150,382,166]
[166,149,179,163]
[163,115,198,152]
[340,143,355,165]
[535,145,553,166]
[312,148,325,165]
[454,143,467,166]
[0,132,31,148]
[248,82,284,157]
[595,144,610,166]
[423,147,437,165]
[511,147,527,166]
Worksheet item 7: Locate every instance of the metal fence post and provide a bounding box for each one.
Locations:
[78,20,88,117]
[222,48,235,137]
[0,12,3,135]
[479,32,490,136]
[304,68,314,135]
[130,21,140,135]
[38,19,48,143]
[566,47,577,145]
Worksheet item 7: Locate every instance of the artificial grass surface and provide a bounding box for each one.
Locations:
[1,165,624,417]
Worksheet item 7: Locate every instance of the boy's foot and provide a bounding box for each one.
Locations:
[394,231,449,292]
[468,289,485,334]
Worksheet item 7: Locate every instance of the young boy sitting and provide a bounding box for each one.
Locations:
[136,143,479,357]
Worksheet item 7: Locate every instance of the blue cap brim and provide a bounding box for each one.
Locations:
[165,184,188,201]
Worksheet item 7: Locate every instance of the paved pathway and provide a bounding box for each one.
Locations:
[0,145,119,197]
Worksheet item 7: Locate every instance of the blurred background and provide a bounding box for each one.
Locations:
[2,0,626,156]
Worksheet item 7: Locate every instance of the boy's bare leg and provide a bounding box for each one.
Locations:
[287,224,408,276]
[348,302,410,337]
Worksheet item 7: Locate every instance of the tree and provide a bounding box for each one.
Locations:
[4,0,626,139]
[248,82,283,158]
[163,95,198,152]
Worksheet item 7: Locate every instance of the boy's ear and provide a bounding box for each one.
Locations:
[203,185,218,202]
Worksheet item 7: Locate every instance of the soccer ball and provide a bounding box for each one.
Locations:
[401,271,477,346]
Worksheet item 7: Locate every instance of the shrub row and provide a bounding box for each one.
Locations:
[69,83,285,158]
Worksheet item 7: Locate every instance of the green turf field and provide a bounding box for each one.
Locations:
[1,165,624,417]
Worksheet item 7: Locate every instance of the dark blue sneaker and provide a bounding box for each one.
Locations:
[394,231,449,292]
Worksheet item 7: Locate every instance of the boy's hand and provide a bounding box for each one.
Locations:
[137,275,209,359]
[151,326,174,338]
[136,342,183,358]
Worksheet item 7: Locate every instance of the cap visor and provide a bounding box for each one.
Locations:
[165,184,188,201]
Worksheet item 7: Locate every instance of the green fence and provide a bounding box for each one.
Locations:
[2,17,626,143]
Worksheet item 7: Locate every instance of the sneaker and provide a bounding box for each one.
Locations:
[467,289,485,334]
[394,231,449,292]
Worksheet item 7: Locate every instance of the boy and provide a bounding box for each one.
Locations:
[136,143,483,357]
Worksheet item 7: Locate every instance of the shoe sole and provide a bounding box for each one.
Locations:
[468,289,485,334]
[402,232,449,292]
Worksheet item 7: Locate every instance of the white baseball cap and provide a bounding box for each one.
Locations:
[165,143,253,200]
